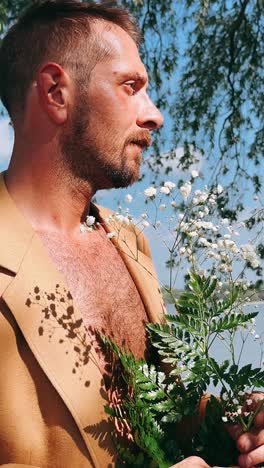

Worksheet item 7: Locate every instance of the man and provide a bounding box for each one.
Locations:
[0,1,263,467]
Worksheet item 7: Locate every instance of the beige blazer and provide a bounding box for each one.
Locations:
[0,173,165,468]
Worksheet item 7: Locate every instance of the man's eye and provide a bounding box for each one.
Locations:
[124,82,137,94]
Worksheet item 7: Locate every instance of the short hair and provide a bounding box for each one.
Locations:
[0,0,140,120]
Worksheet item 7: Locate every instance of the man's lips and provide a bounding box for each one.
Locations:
[125,130,152,150]
[129,141,150,149]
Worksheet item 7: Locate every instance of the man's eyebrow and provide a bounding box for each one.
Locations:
[119,71,148,85]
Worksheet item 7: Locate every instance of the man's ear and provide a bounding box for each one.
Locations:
[36,62,72,124]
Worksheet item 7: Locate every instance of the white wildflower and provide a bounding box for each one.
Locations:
[179,247,186,256]
[171,200,177,208]
[144,186,157,198]
[164,181,176,190]
[86,215,96,227]
[208,196,217,205]
[221,218,229,225]
[193,190,208,204]
[115,214,129,225]
[123,217,130,225]
[191,170,199,178]
[198,237,210,247]
[207,251,221,260]
[141,213,148,219]
[160,186,170,195]
[142,220,150,228]
[217,184,224,194]
[198,269,206,277]
[180,181,192,199]
[222,393,228,401]
[159,204,166,211]
[125,194,133,203]
[241,244,260,268]
[222,416,228,422]
[80,224,87,233]
[107,231,117,239]
[246,399,253,406]
[188,231,198,238]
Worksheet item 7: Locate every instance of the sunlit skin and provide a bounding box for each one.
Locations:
[60,29,161,190]
[4,21,264,468]
[5,22,163,237]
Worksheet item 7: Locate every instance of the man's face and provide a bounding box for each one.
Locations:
[61,23,163,190]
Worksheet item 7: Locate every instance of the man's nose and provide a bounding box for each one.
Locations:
[136,95,164,130]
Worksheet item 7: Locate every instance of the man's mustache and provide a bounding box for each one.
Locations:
[125,130,152,149]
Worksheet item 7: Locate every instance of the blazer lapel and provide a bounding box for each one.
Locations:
[93,204,165,325]
[0,174,115,467]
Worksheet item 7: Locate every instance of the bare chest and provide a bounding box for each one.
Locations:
[37,228,148,363]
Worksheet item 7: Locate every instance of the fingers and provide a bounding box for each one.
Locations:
[238,443,264,468]
[170,456,210,467]
[236,428,264,453]
[254,406,264,428]
[235,427,264,467]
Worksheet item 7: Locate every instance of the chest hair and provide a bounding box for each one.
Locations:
[37,226,149,370]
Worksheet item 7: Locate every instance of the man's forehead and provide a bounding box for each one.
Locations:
[93,21,147,79]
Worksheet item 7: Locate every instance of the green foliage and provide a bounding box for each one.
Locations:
[192,396,239,466]
[104,272,264,466]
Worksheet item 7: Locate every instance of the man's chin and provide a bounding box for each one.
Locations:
[109,165,140,189]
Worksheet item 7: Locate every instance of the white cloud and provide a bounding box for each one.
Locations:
[0,117,14,169]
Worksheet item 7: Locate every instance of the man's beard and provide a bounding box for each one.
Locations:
[60,100,151,189]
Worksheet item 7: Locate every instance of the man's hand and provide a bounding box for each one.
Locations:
[228,393,264,468]
[170,457,210,467]
[170,456,239,467]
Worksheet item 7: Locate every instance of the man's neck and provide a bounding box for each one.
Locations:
[5,146,95,239]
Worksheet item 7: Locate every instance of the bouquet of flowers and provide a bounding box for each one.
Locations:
[100,176,264,467]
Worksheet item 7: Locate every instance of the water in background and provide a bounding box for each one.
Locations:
[166,302,264,393]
